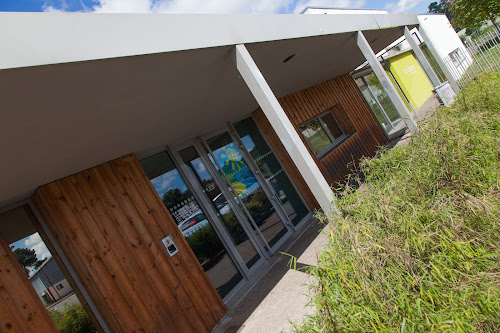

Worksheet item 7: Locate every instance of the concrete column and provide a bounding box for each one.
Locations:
[232,43,335,214]
[404,26,441,87]
[417,27,461,93]
[356,31,418,132]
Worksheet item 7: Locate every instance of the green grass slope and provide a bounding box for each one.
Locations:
[293,73,500,332]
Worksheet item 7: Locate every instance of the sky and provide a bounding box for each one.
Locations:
[10,232,51,261]
[0,0,434,15]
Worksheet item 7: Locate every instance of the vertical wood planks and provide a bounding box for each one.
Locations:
[254,74,388,191]
[0,232,60,333]
[33,154,227,333]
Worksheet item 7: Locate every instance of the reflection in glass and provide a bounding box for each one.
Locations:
[178,146,261,269]
[140,152,242,298]
[234,118,309,226]
[205,132,289,248]
[355,77,394,134]
[299,118,333,155]
[1,207,96,332]
[361,73,402,125]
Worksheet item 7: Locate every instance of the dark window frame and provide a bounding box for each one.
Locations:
[299,110,349,159]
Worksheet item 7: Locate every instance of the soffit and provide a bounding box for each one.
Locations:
[0,24,410,207]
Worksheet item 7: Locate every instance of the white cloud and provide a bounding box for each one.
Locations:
[90,0,294,14]
[24,233,42,246]
[385,0,426,14]
[93,0,154,13]
[42,0,69,12]
[44,0,370,14]
[151,171,187,197]
[293,0,366,13]
[161,0,293,14]
[43,5,65,12]
[24,233,51,260]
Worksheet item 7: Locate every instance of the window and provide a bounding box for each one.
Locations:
[299,111,347,157]
[449,48,465,67]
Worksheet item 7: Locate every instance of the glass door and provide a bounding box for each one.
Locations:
[201,131,294,254]
[232,118,310,227]
[354,74,404,135]
[176,145,265,272]
[140,151,245,299]
[142,119,311,301]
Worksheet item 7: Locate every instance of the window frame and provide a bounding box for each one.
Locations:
[299,110,348,159]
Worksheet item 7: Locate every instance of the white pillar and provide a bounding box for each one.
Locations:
[233,44,335,214]
[418,27,461,93]
[356,31,418,132]
[404,26,441,87]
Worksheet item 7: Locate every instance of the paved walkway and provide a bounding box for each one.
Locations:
[216,219,330,333]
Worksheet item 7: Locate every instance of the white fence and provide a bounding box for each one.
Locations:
[442,30,500,88]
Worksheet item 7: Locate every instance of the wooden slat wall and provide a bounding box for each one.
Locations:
[33,154,227,333]
[0,232,60,333]
[254,74,387,204]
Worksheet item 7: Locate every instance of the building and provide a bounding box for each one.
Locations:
[303,8,469,134]
[0,12,459,332]
[29,257,74,305]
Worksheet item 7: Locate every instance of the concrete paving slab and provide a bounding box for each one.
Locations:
[216,220,331,333]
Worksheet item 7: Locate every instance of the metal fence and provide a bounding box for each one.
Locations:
[442,29,500,88]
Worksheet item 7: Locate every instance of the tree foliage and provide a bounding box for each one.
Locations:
[49,303,97,333]
[428,0,456,28]
[162,188,189,211]
[13,247,37,275]
[449,0,500,35]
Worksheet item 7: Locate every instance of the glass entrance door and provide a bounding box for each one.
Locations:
[201,131,293,254]
[142,118,310,302]
[177,145,265,272]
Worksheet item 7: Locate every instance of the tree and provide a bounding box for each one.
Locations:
[13,247,38,276]
[428,0,462,31]
[449,0,500,35]
[162,188,189,210]
[34,258,46,270]
[428,0,455,25]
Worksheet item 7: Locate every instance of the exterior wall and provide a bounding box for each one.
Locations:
[0,232,60,332]
[33,154,227,333]
[46,279,72,301]
[418,14,472,78]
[254,74,387,193]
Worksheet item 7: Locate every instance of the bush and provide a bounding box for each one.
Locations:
[49,303,96,333]
[293,73,500,332]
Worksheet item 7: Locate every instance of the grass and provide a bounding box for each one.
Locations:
[291,72,500,332]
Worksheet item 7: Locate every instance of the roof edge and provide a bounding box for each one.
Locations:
[0,12,419,70]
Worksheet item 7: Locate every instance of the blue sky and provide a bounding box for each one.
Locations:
[0,0,434,14]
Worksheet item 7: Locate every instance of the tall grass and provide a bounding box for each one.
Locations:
[293,73,500,332]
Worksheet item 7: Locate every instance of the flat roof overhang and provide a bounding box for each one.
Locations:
[0,13,418,208]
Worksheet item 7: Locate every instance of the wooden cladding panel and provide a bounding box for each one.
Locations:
[254,74,387,195]
[33,154,226,333]
[0,233,59,333]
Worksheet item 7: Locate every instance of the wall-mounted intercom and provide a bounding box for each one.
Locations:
[161,235,179,257]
